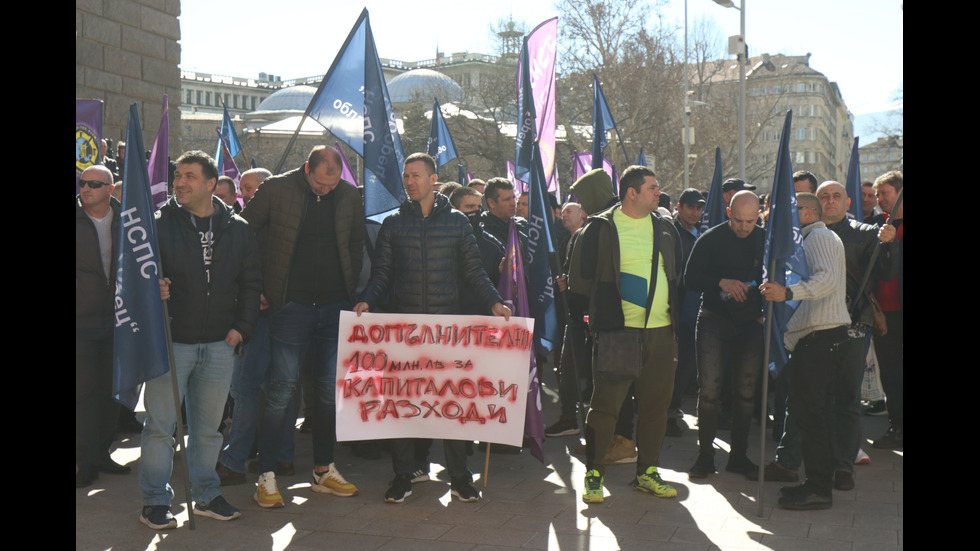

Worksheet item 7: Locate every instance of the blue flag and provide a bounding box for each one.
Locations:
[497,219,545,463]
[845,137,861,220]
[763,110,810,377]
[526,143,560,353]
[700,146,726,232]
[514,37,536,183]
[637,147,647,167]
[113,104,170,410]
[426,97,458,169]
[215,104,243,174]
[362,11,406,220]
[307,10,368,156]
[591,74,616,170]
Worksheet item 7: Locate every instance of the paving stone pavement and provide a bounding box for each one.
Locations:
[76,378,902,550]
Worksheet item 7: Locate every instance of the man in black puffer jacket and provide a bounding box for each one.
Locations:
[355,153,511,505]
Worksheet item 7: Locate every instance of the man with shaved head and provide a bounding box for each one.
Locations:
[760,192,850,510]
[77,164,128,488]
[683,190,765,479]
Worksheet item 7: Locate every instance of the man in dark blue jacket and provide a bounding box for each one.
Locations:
[355,153,511,504]
[139,151,261,530]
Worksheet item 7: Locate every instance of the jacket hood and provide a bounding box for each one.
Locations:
[571,169,616,215]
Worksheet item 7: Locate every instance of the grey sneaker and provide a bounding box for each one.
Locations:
[194,495,241,521]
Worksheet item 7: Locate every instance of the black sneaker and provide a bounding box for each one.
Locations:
[140,505,177,530]
[872,426,903,449]
[688,453,715,479]
[725,454,759,476]
[194,495,241,521]
[665,417,684,437]
[545,417,580,437]
[450,478,480,502]
[384,475,413,503]
[833,470,855,491]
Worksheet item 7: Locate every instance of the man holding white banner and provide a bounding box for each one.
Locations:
[354,153,511,504]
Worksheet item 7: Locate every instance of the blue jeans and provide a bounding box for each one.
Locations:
[139,341,234,506]
[257,301,347,474]
[694,309,763,458]
[220,316,296,473]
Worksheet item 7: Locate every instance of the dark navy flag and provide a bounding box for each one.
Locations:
[700,146,726,232]
[591,74,616,170]
[763,111,809,377]
[362,11,406,220]
[526,143,560,353]
[458,164,466,186]
[497,219,545,463]
[845,137,861,220]
[637,147,647,167]
[215,104,242,174]
[514,37,536,183]
[113,104,170,410]
[426,97,458,169]
[308,9,368,156]
[147,95,169,209]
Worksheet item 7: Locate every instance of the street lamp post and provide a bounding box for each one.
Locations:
[712,0,746,181]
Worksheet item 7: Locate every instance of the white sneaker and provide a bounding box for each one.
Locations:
[254,471,284,508]
[855,448,871,465]
[311,463,359,496]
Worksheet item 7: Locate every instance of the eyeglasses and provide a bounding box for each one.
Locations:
[79,179,110,189]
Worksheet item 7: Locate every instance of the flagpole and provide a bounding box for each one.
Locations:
[758,277,775,517]
[160,291,196,529]
[850,189,903,314]
[483,444,491,488]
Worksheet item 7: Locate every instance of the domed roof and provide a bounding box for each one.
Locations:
[387,69,464,104]
[255,85,317,112]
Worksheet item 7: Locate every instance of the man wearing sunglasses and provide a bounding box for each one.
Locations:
[77,165,127,488]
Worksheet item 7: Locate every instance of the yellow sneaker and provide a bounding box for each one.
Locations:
[312,463,358,497]
[634,466,677,498]
[582,469,604,503]
[254,471,285,508]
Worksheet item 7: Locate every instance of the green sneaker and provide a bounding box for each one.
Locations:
[582,469,604,503]
[635,466,677,498]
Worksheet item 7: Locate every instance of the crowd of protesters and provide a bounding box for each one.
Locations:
[77,144,903,527]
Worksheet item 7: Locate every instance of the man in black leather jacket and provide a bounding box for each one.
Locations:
[355,153,511,505]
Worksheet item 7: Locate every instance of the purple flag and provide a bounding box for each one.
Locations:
[526,18,559,193]
[334,142,358,186]
[216,130,241,183]
[76,99,103,194]
[506,160,525,192]
[571,152,616,184]
[147,95,169,208]
[498,219,545,463]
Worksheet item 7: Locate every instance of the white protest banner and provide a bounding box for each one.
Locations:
[336,311,534,447]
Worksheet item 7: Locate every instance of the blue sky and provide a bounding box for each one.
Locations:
[180,1,902,123]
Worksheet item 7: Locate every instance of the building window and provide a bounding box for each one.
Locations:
[795,151,805,164]
[196,91,202,105]
[773,85,782,94]
[796,128,806,140]
[798,83,806,92]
